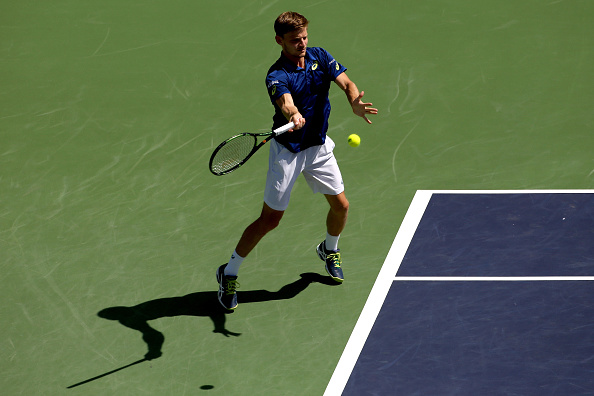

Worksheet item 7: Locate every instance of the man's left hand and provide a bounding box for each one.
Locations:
[352,91,378,124]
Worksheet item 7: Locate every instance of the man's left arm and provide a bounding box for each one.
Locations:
[334,72,378,124]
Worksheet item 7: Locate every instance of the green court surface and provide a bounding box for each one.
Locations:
[1,1,592,394]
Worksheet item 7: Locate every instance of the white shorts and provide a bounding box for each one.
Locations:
[264,136,344,211]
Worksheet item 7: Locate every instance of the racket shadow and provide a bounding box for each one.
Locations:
[70,272,334,388]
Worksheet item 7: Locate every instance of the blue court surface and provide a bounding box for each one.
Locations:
[325,190,594,396]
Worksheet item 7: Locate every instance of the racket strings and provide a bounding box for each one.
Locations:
[210,134,256,174]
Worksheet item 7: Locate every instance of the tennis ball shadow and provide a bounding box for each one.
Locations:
[200,385,215,390]
[97,272,333,361]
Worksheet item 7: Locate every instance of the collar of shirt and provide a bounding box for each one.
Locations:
[279,50,314,72]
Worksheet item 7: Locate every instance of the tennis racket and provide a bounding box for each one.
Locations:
[209,121,294,176]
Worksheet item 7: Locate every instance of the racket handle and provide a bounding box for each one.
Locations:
[273,122,295,136]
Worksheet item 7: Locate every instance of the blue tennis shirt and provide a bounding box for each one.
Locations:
[266,47,347,153]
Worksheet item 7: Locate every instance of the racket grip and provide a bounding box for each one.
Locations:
[273,122,295,136]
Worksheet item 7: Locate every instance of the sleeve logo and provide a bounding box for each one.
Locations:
[329,59,340,71]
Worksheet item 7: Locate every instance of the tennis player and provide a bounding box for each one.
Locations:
[217,11,377,310]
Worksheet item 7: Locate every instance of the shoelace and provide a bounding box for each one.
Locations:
[327,252,342,268]
[224,278,240,295]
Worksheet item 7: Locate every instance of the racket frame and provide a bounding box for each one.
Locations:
[209,122,294,176]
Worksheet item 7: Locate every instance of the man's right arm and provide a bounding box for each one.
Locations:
[275,94,306,130]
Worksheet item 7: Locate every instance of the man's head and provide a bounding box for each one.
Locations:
[274,11,309,38]
[275,12,309,62]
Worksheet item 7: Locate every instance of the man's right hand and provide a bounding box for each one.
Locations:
[290,114,306,131]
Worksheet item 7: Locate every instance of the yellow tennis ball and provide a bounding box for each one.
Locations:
[348,134,361,147]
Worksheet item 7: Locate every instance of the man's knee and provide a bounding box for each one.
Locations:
[258,204,284,233]
[327,193,349,215]
[258,214,282,233]
[337,198,349,214]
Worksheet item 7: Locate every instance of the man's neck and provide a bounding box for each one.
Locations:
[283,51,306,69]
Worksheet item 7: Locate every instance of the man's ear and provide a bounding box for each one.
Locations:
[275,35,283,45]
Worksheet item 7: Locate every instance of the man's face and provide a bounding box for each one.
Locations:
[277,27,308,59]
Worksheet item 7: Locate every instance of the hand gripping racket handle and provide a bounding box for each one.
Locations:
[273,121,295,136]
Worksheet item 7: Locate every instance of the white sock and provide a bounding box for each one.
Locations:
[225,250,244,276]
[325,233,340,252]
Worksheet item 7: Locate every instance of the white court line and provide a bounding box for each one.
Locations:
[324,190,433,396]
[395,277,594,281]
[324,189,594,396]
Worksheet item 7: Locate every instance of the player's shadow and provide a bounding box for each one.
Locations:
[97,272,336,361]
[68,272,337,389]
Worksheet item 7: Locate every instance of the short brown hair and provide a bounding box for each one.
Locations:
[274,12,309,37]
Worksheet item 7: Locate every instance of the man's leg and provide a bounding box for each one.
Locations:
[217,203,284,310]
[235,202,285,258]
[225,202,284,275]
[218,138,296,309]
[316,192,349,283]
[325,192,349,239]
